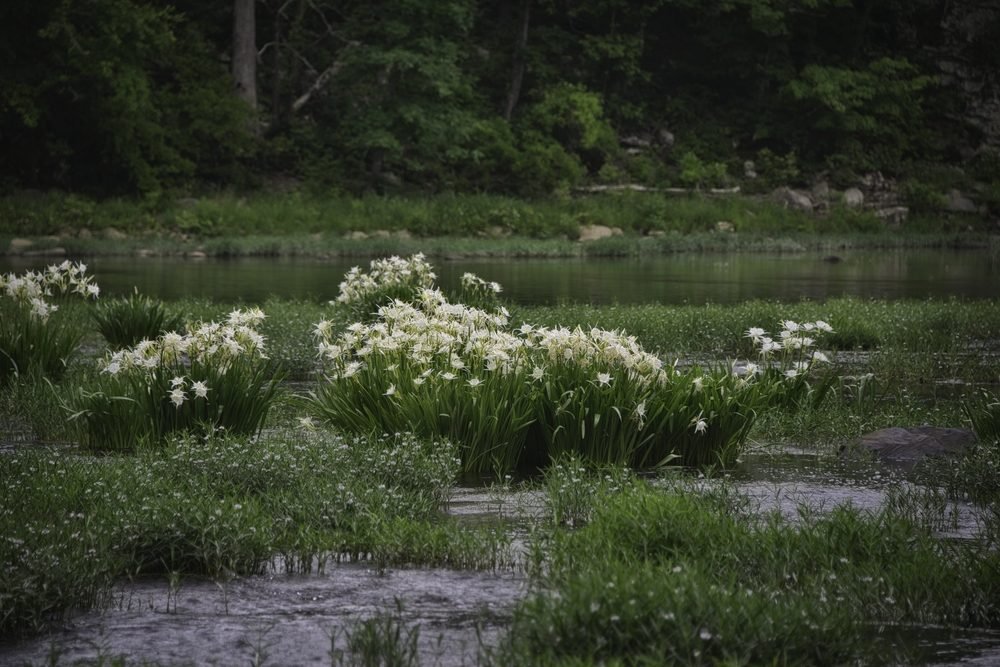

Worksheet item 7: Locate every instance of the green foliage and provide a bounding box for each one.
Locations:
[0,0,249,194]
[678,151,729,189]
[901,180,947,215]
[0,302,82,384]
[503,476,1000,664]
[752,148,800,189]
[787,58,933,171]
[0,428,468,637]
[92,291,184,350]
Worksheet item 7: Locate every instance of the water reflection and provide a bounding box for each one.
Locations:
[2,250,997,304]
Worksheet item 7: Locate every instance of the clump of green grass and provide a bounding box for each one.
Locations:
[91,290,184,350]
[501,475,1000,665]
[0,427,495,638]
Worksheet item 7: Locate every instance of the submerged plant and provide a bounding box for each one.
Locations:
[0,261,99,382]
[65,307,284,451]
[92,289,184,349]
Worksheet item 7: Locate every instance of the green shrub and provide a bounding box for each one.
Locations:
[678,151,729,189]
[92,290,185,350]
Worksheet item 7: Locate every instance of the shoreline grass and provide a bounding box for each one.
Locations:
[2,190,996,260]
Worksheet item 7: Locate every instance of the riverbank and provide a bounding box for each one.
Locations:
[2,191,997,259]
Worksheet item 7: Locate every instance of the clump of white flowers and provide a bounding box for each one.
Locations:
[1,261,100,321]
[744,319,834,378]
[315,288,667,389]
[334,253,437,306]
[102,307,268,380]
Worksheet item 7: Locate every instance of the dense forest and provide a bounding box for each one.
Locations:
[1,0,998,200]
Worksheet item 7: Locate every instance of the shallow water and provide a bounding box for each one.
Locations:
[2,249,997,304]
[2,447,998,666]
[1,566,524,666]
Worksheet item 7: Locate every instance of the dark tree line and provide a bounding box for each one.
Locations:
[1,0,997,197]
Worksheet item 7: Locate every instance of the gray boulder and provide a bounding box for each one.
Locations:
[772,187,814,211]
[843,188,865,208]
[857,426,977,466]
[945,189,978,213]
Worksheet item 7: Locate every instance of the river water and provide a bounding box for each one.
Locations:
[2,249,997,303]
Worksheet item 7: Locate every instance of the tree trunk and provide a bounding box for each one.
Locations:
[504,0,530,121]
[233,0,258,115]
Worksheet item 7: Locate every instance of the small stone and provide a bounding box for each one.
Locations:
[715,221,734,233]
[8,238,33,252]
[393,229,413,240]
[346,231,368,241]
[102,227,127,240]
[176,197,200,208]
[371,229,392,239]
[136,248,154,258]
[187,250,207,259]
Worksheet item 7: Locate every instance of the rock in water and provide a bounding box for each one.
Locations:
[857,426,977,466]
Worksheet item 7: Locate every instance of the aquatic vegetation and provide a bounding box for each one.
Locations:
[64,307,283,451]
[502,475,1000,665]
[312,280,825,471]
[0,428,484,637]
[965,389,1000,446]
[335,253,437,320]
[0,261,99,382]
[91,289,184,350]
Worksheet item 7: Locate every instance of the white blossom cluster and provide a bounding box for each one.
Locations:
[101,307,268,379]
[315,288,668,388]
[744,319,833,378]
[0,261,100,321]
[334,253,437,305]
[460,272,502,294]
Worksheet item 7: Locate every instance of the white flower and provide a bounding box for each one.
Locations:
[169,388,186,408]
[596,372,612,386]
[812,351,829,363]
[531,366,546,381]
[191,381,210,399]
[694,418,708,435]
[490,282,502,293]
[170,376,186,388]
[782,320,800,332]
[467,377,482,388]
[441,371,457,381]
[86,284,100,298]
[384,384,396,396]
[815,320,833,332]
[298,416,316,430]
[745,327,766,342]
[692,376,704,392]
[413,377,426,386]
[784,369,799,379]
[634,401,647,420]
